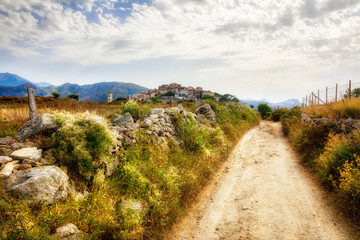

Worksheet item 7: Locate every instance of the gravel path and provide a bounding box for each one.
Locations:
[168,121,360,240]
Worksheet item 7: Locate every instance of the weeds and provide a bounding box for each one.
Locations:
[0,99,260,239]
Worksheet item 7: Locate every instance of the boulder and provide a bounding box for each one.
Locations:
[10,147,42,161]
[11,142,36,151]
[16,113,59,142]
[195,104,216,121]
[0,136,15,146]
[51,223,85,240]
[112,112,134,128]
[0,156,13,165]
[0,161,19,178]
[4,166,69,205]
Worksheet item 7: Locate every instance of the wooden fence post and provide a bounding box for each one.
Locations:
[305,95,308,107]
[27,88,37,121]
[169,98,172,107]
[318,89,320,105]
[335,84,338,102]
[349,80,352,99]
[311,92,314,105]
[326,87,328,104]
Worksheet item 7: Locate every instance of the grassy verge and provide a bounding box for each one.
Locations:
[0,100,260,239]
[270,101,360,215]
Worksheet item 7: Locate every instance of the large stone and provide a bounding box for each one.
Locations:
[0,156,13,165]
[195,104,216,121]
[16,114,59,142]
[0,160,19,178]
[112,112,134,128]
[4,166,69,205]
[51,223,85,240]
[10,147,42,161]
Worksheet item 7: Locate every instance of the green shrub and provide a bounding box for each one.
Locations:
[67,94,79,101]
[257,103,272,118]
[120,100,151,120]
[53,112,115,181]
[52,92,60,98]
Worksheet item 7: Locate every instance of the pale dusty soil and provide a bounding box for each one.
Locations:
[167,121,360,240]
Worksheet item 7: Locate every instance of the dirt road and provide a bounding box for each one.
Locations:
[168,121,360,240]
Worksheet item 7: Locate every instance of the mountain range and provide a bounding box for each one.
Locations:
[240,98,301,109]
[0,73,148,102]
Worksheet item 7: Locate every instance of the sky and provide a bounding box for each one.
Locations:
[0,0,359,102]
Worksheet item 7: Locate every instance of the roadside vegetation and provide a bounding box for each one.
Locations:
[0,97,260,239]
[270,99,360,215]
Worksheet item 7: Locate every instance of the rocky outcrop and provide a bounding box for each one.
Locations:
[16,113,59,142]
[140,108,176,137]
[301,113,360,134]
[51,223,85,240]
[4,166,69,205]
[10,147,42,161]
[112,112,134,128]
[195,104,216,121]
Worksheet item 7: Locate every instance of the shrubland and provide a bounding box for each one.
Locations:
[271,99,360,215]
[0,98,260,239]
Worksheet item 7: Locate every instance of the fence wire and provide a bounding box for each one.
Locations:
[303,81,358,106]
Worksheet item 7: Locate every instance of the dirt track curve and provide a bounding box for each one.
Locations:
[168,121,360,240]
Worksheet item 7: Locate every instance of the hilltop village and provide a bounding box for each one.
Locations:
[130,83,216,101]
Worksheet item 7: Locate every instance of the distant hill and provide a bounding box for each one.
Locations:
[240,98,301,109]
[0,83,50,97]
[47,82,148,102]
[0,73,51,87]
[0,73,148,102]
[0,73,32,86]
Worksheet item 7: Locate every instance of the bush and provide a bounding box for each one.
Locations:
[53,112,115,181]
[119,100,151,120]
[67,94,79,101]
[257,103,272,118]
[52,92,60,98]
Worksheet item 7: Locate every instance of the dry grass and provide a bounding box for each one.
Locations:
[0,97,174,137]
[303,98,360,119]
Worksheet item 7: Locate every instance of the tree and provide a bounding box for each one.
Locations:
[344,88,360,99]
[162,91,175,97]
[115,97,127,101]
[52,92,60,98]
[67,94,79,101]
[257,103,272,118]
[203,94,215,100]
[151,97,162,103]
[250,104,254,109]
[220,94,239,103]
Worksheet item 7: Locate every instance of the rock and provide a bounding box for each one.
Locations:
[15,113,59,142]
[0,156,13,165]
[4,166,69,205]
[51,223,85,240]
[22,158,40,167]
[0,145,12,156]
[0,136,15,146]
[0,161,19,178]
[11,142,36,151]
[10,147,42,161]
[195,104,216,121]
[141,119,153,128]
[112,112,134,128]
[18,164,32,170]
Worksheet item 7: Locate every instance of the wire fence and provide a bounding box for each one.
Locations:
[303,80,360,106]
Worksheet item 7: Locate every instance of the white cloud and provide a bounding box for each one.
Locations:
[0,0,360,100]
